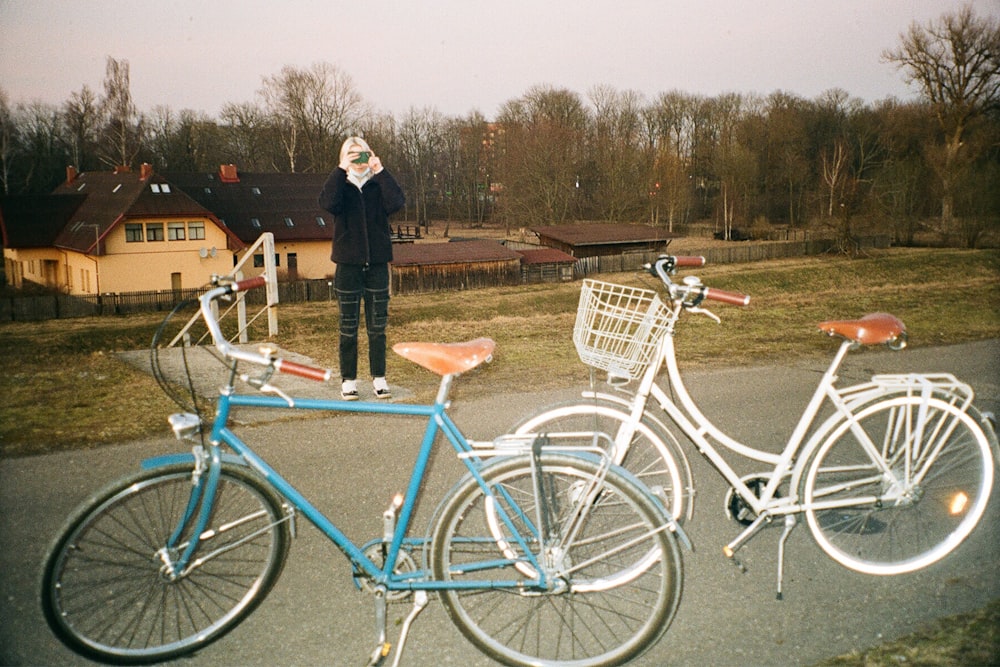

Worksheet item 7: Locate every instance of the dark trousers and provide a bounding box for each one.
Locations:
[335,263,389,380]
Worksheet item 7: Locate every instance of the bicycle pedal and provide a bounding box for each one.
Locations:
[366,642,391,667]
[723,546,748,573]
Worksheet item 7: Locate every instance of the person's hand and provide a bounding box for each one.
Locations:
[339,151,356,171]
[368,154,383,173]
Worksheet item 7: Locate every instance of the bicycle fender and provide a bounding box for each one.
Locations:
[141,452,248,470]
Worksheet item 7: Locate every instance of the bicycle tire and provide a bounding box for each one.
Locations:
[802,395,993,575]
[431,453,682,667]
[41,463,291,664]
[514,402,690,521]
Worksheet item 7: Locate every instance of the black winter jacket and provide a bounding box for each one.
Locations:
[318,168,405,265]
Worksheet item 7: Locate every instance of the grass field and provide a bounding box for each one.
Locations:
[1,246,998,664]
[2,247,998,458]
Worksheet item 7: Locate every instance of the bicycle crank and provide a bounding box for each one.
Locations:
[724,474,781,526]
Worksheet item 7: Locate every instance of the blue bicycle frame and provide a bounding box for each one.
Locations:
[142,384,553,594]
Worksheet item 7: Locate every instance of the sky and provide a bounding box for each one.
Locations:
[1,0,997,119]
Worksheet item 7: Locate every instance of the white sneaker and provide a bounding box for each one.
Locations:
[341,379,359,401]
[373,377,391,399]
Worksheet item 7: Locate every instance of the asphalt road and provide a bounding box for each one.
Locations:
[3,339,998,667]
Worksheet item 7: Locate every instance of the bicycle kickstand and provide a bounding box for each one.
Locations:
[390,591,429,667]
[775,515,797,601]
[365,587,430,667]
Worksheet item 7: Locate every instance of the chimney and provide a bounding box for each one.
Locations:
[219,164,240,183]
[66,165,78,184]
[140,163,154,181]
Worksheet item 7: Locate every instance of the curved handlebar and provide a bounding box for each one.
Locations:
[231,275,268,293]
[274,359,332,382]
[673,255,706,268]
[648,255,750,307]
[703,287,751,306]
[199,275,332,383]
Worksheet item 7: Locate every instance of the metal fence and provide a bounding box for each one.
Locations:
[1,235,888,322]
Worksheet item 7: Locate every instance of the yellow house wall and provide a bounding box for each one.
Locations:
[4,247,66,290]
[273,240,332,281]
[94,218,236,293]
[7,223,336,295]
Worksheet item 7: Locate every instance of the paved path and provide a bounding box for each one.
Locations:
[2,340,998,666]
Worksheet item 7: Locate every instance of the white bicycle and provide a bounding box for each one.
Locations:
[515,255,997,597]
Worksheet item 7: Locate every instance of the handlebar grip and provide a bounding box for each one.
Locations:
[674,256,706,268]
[274,359,332,382]
[231,275,268,293]
[704,287,750,306]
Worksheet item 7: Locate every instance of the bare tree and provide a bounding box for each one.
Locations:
[821,140,849,217]
[397,106,446,229]
[17,101,66,192]
[763,91,809,226]
[495,85,589,230]
[0,88,13,194]
[587,85,647,222]
[883,4,1000,238]
[98,56,143,169]
[440,112,493,227]
[219,101,274,171]
[259,62,367,172]
[61,85,99,171]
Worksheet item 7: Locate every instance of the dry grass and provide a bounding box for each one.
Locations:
[1,247,998,457]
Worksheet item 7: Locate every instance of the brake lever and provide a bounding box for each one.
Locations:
[688,306,721,324]
[239,366,295,406]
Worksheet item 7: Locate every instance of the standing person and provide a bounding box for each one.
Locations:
[319,136,405,400]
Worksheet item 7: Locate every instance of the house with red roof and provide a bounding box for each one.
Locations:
[1,165,243,294]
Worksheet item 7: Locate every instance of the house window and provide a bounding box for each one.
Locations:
[253,253,280,268]
[168,222,186,240]
[251,218,261,229]
[150,184,161,193]
[204,187,212,195]
[146,223,165,241]
[316,216,326,227]
[160,184,171,193]
[284,217,294,227]
[251,187,261,195]
[188,221,205,240]
[125,223,143,242]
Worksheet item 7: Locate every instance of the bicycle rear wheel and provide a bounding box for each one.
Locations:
[431,453,682,667]
[41,463,290,664]
[803,395,993,575]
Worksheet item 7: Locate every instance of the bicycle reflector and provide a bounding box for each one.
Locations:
[950,492,969,515]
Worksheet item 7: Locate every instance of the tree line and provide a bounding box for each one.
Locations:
[2,4,997,248]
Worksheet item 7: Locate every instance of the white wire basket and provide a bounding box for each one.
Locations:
[573,279,673,381]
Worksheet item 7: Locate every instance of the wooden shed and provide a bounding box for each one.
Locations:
[391,240,522,293]
[518,248,577,283]
[531,223,673,258]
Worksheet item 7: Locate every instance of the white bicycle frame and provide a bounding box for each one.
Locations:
[589,295,978,593]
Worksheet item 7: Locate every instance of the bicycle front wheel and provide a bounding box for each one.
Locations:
[431,453,682,667]
[515,402,689,522]
[41,463,291,664]
[803,395,994,575]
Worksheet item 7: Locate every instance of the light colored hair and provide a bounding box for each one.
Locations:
[339,136,372,164]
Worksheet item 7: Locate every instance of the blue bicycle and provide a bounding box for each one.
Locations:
[40,275,686,667]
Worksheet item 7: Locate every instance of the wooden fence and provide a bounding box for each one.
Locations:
[1,235,889,322]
